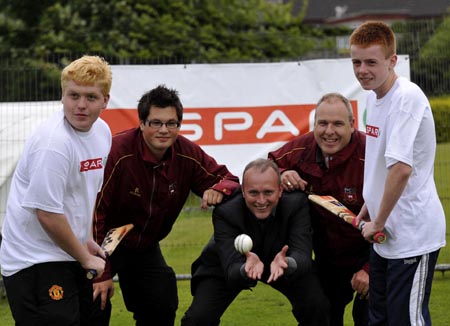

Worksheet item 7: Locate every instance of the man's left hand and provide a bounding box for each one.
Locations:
[267,245,289,283]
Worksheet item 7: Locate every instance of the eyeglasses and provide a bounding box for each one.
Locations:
[145,120,180,129]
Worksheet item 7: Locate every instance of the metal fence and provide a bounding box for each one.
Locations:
[1,59,449,267]
[1,18,450,101]
[1,55,450,102]
[1,16,450,265]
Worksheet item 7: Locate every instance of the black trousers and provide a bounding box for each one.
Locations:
[4,261,93,326]
[90,243,178,326]
[317,266,369,326]
[181,271,330,326]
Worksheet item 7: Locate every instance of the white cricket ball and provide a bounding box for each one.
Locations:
[234,234,253,254]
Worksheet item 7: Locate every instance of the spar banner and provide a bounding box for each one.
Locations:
[104,57,410,178]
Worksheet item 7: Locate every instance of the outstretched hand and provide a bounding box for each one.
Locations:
[244,252,264,280]
[267,245,289,283]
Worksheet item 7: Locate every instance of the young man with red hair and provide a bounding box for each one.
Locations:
[350,21,445,326]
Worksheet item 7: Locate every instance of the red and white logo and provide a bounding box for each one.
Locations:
[80,158,103,172]
[366,125,380,138]
[101,102,359,145]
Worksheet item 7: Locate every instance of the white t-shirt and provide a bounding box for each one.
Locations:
[363,77,446,259]
[0,110,112,276]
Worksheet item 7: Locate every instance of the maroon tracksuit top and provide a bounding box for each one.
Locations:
[94,128,239,281]
[269,131,369,272]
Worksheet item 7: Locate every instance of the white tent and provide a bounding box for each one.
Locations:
[0,101,61,227]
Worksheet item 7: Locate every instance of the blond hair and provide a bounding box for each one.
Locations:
[61,55,112,96]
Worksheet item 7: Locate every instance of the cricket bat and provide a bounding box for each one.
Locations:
[308,195,386,244]
[86,223,134,279]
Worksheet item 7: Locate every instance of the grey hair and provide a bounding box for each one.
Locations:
[314,92,354,122]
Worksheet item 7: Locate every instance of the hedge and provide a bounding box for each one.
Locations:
[430,96,450,143]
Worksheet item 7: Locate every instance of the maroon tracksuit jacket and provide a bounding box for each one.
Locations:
[269,131,369,272]
[93,128,239,281]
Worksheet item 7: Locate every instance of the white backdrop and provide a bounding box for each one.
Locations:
[0,57,410,226]
[108,56,410,178]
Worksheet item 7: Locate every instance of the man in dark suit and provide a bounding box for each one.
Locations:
[181,158,330,326]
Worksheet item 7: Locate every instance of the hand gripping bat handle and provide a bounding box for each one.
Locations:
[86,269,97,280]
[355,220,387,244]
[86,253,105,280]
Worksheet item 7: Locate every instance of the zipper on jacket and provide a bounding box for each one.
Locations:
[137,163,161,246]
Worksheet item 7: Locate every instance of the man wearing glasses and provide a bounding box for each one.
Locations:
[90,85,240,325]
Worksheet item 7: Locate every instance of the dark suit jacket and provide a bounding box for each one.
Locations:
[190,189,313,293]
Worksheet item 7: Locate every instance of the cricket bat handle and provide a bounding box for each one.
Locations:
[84,223,134,280]
[354,220,387,244]
[86,253,105,280]
[86,269,97,280]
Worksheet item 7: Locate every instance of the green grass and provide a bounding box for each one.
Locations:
[1,142,449,325]
[434,142,450,264]
[1,273,450,325]
[109,273,450,325]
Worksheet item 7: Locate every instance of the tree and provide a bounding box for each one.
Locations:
[0,0,348,100]
[1,0,335,63]
[0,0,56,52]
[419,15,450,59]
[391,17,450,96]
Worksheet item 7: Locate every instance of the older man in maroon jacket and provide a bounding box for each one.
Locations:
[91,85,239,326]
[269,93,369,326]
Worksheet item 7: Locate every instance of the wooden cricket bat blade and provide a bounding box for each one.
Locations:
[308,195,386,244]
[86,224,134,280]
[308,195,356,224]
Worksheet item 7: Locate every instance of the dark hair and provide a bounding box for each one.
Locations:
[137,85,183,122]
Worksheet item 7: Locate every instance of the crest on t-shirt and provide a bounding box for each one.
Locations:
[48,284,64,301]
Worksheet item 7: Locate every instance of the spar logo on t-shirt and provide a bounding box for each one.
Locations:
[80,158,103,172]
[366,125,380,138]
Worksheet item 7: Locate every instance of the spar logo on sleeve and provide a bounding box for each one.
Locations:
[80,158,103,172]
